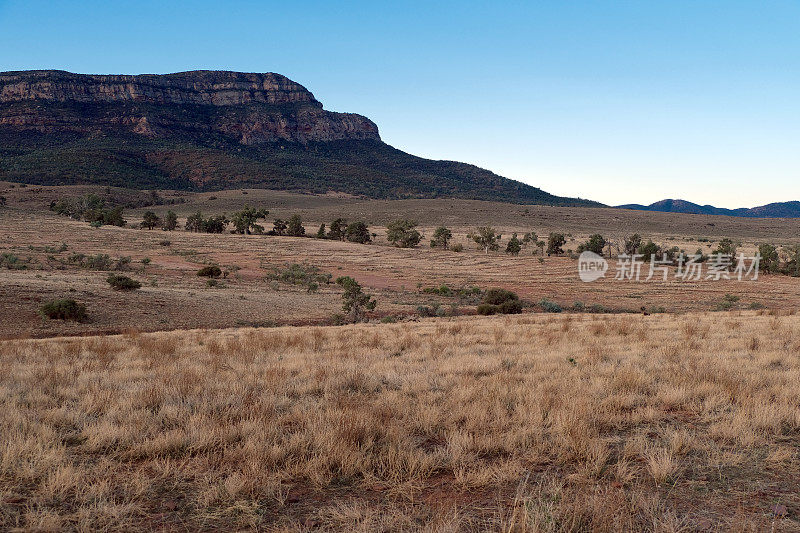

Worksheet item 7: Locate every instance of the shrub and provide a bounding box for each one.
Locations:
[538,298,562,313]
[39,299,87,321]
[0,252,26,270]
[158,240,172,247]
[86,254,113,270]
[197,265,222,278]
[106,274,141,291]
[483,288,519,305]
[478,288,522,315]
[266,263,331,288]
[450,243,464,253]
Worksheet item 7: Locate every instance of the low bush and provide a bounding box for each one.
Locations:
[106,274,141,291]
[197,265,222,278]
[538,298,562,313]
[477,288,522,315]
[39,299,87,321]
[483,288,519,306]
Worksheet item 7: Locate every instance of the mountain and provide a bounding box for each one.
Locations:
[618,199,800,218]
[0,70,600,206]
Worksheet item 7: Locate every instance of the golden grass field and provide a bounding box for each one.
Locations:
[1,312,798,531]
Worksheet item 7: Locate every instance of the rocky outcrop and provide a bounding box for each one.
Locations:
[0,70,380,144]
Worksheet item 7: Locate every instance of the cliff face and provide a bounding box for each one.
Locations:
[0,70,380,144]
[0,70,601,207]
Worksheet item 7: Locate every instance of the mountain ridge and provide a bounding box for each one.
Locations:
[618,198,800,218]
[0,70,600,206]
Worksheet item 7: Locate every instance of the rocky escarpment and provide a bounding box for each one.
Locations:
[0,70,380,144]
[0,70,601,206]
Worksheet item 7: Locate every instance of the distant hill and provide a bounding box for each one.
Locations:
[0,70,600,207]
[618,199,800,218]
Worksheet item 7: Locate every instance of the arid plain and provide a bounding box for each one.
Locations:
[1,183,800,531]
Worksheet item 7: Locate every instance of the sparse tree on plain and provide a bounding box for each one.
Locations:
[272,219,287,236]
[505,233,522,256]
[624,234,642,255]
[345,221,371,243]
[140,211,160,230]
[386,220,421,248]
[469,226,501,254]
[430,226,452,249]
[546,233,566,255]
[577,234,607,255]
[758,243,779,273]
[231,206,268,234]
[162,210,178,231]
[336,276,376,323]
[316,223,326,239]
[287,214,306,237]
[328,218,348,240]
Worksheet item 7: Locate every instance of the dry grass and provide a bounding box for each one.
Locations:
[1,312,798,531]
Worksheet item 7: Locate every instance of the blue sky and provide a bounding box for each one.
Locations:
[1,1,798,207]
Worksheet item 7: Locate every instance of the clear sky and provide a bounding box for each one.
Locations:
[1,1,798,207]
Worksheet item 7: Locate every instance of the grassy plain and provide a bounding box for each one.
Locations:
[1,312,798,530]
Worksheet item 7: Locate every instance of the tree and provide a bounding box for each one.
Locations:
[231,206,268,234]
[140,211,160,230]
[185,211,204,232]
[546,233,566,255]
[430,226,452,249]
[758,243,779,273]
[336,276,376,323]
[386,219,421,248]
[781,245,800,277]
[505,233,522,255]
[523,232,537,245]
[637,240,661,261]
[272,219,287,236]
[345,221,371,243]
[0,196,6,207]
[577,234,606,255]
[328,218,348,240]
[714,238,737,257]
[469,226,501,254]
[624,234,642,255]
[162,210,178,231]
[202,215,228,234]
[316,223,326,239]
[287,214,305,237]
